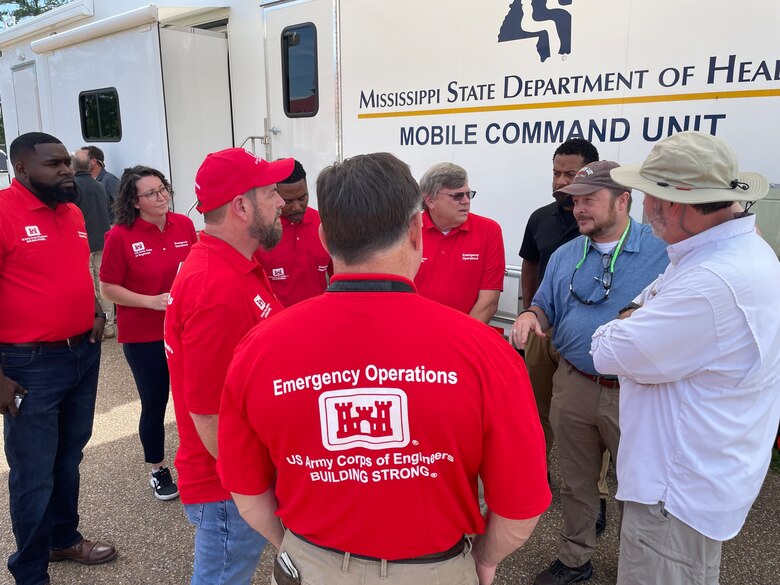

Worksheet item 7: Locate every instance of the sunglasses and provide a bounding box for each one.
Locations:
[440,190,476,202]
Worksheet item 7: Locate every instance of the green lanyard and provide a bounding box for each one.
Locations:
[574,219,631,272]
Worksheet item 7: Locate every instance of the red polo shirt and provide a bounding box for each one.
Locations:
[415,211,505,314]
[0,179,93,342]
[165,232,283,504]
[254,207,331,307]
[218,273,550,559]
[100,213,197,343]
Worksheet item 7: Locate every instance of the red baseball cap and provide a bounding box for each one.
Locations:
[195,148,295,213]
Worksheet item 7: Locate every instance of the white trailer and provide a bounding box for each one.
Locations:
[1,0,778,327]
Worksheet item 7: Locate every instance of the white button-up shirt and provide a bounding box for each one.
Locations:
[591,215,780,541]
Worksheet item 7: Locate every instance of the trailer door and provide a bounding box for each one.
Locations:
[263,0,339,185]
[11,62,42,133]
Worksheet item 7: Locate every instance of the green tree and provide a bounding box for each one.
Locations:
[2,1,70,20]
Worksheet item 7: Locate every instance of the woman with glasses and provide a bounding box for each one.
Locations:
[100,166,197,501]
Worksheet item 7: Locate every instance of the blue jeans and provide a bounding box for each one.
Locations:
[2,336,100,585]
[183,500,267,585]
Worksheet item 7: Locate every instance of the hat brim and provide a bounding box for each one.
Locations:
[611,164,769,204]
[554,183,607,198]
[255,157,295,187]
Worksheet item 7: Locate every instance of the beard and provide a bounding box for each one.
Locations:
[29,175,78,204]
[579,200,618,240]
[646,199,668,241]
[249,204,283,250]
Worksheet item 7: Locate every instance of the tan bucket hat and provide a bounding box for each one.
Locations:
[610,132,768,203]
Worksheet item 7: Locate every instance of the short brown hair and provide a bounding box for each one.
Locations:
[317,153,421,265]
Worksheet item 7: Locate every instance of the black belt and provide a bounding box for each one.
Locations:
[572,366,620,389]
[291,531,467,564]
[0,332,88,349]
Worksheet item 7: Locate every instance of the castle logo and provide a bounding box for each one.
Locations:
[319,388,409,451]
[498,0,574,62]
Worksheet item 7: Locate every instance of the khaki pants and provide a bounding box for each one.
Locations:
[273,531,478,585]
[525,333,610,497]
[550,359,620,567]
[90,251,115,332]
[618,501,722,585]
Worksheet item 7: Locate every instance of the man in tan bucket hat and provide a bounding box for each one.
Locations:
[591,131,780,585]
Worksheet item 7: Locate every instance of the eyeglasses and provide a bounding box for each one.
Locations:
[440,190,476,202]
[139,185,171,201]
[569,221,631,306]
[570,252,613,305]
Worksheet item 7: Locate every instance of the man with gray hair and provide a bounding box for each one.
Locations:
[592,131,780,584]
[414,162,505,324]
[81,145,120,222]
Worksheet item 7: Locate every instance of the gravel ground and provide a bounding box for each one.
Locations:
[1,338,778,584]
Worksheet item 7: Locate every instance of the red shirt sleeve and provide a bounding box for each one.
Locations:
[480,220,505,291]
[479,340,551,519]
[99,227,128,285]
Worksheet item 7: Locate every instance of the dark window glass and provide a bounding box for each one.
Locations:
[282,23,318,117]
[79,88,121,141]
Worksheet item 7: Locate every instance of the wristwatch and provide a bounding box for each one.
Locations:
[95,312,107,319]
[617,302,641,316]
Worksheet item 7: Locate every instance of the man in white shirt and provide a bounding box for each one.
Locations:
[591,131,780,585]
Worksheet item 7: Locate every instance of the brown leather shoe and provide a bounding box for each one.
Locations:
[49,538,118,565]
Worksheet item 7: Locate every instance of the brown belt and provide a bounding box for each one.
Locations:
[573,366,620,389]
[0,332,88,349]
[291,531,468,564]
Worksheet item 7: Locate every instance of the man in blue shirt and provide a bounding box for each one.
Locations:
[510,160,669,585]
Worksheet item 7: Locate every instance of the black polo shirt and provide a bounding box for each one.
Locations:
[519,201,579,281]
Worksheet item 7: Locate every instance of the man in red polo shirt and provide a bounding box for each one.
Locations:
[0,132,116,585]
[414,162,505,324]
[254,159,332,306]
[218,152,550,585]
[165,148,293,585]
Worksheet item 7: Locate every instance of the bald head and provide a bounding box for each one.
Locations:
[72,150,91,173]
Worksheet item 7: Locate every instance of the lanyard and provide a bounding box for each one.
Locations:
[574,219,631,273]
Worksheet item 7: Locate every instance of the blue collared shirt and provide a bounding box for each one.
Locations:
[532,220,669,374]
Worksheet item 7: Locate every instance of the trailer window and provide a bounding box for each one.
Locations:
[79,88,122,141]
[282,23,318,117]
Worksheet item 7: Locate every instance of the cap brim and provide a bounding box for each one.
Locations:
[256,157,295,187]
[554,183,603,198]
[611,165,769,204]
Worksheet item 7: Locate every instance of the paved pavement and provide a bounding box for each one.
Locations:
[1,338,778,584]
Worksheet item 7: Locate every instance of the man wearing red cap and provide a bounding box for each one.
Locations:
[164,148,293,584]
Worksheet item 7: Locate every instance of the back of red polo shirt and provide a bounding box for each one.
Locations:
[0,180,93,342]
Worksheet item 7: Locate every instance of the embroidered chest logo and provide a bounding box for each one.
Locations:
[317,265,329,272]
[319,388,410,451]
[173,240,190,249]
[132,242,152,257]
[253,294,273,318]
[22,225,47,243]
[270,267,288,281]
[77,231,88,239]
[462,253,480,261]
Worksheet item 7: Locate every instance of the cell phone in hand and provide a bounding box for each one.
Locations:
[14,393,24,411]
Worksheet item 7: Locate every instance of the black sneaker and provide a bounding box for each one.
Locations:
[534,559,593,585]
[150,467,179,501]
[595,497,607,537]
